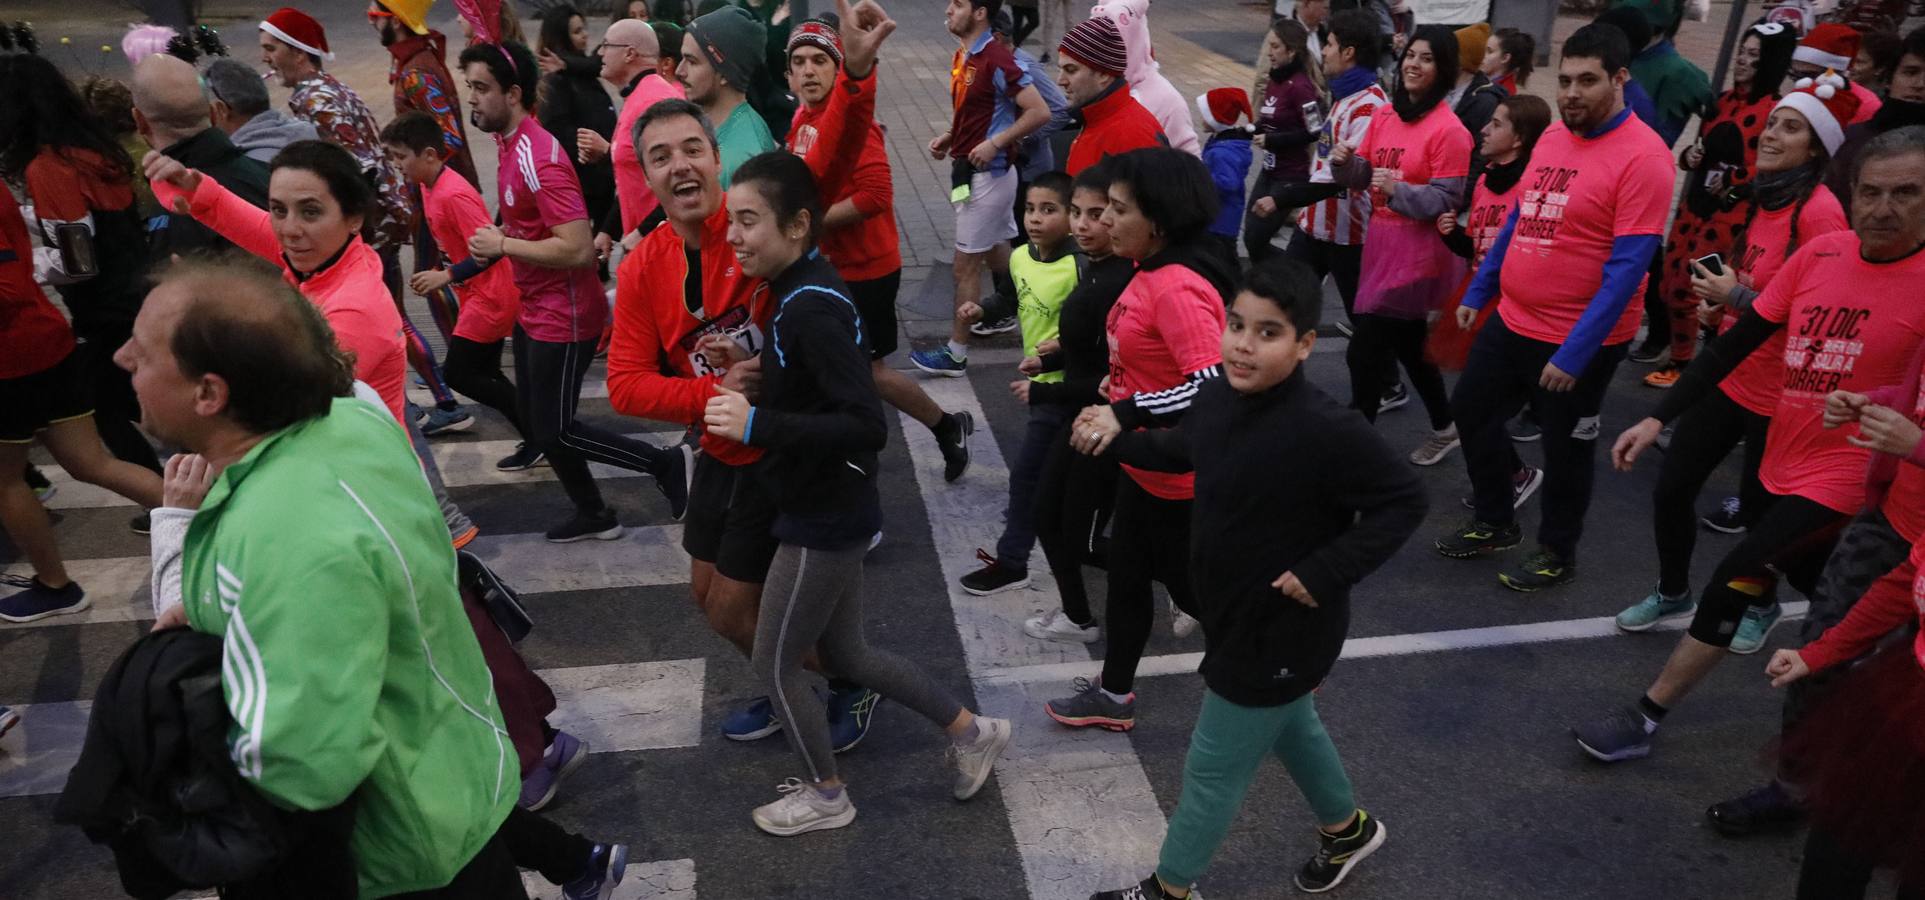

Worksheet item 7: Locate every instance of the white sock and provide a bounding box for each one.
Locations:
[947,340,969,360]
[1102,687,1131,703]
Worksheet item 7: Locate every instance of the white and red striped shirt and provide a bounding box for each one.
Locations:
[1296,83,1386,247]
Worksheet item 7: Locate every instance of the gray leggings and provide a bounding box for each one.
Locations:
[753,543,965,784]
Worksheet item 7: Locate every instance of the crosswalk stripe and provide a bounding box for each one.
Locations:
[0,525,691,630]
[0,660,706,799]
[410,379,612,410]
[520,857,695,899]
[895,376,1168,900]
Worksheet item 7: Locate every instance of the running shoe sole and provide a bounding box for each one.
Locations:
[954,719,1013,800]
[1700,517,1747,535]
[970,319,1020,336]
[1615,604,1697,633]
[753,803,857,837]
[1024,621,1101,643]
[1409,439,1460,466]
[1574,734,1651,763]
[496,453,548,472]
[0,708,18,741]
[961,576,1032,597]
[724,721,784,742]
[912,358,969,377]
[451,525,480,551]
[1045,707,1134,732]
[665,444,695,522]
[0,594,92,623]
[1295,821,1388,894]
[547,525,624,544]
[1434,534,1522,558]
[422,416,475,436]
[1497,571,1574,592]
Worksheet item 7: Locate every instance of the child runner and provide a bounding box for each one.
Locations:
[1024,164,1129,643]
[961,172,1083,594]
[1085,260,1427,900]
[701,151,1012,835]
[1196,89,1254,273]
[380,112,534,470]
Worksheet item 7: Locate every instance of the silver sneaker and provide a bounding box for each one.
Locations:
[1024,608,1099,644]
[751,778,856,836]
[948,716,1012,800]
[1170,598,1200,638]
[1408,426,1460,466]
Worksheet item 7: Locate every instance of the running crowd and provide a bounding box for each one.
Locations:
[1,0,1923,897]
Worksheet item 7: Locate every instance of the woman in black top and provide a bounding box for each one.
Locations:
[700,151,1013,838]
[536,4,616,240]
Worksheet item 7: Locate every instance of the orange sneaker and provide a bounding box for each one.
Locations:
[1644,364,1684,388]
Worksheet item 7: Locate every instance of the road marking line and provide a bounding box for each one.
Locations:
[520,857,695,899]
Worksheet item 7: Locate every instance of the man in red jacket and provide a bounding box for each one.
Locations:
[784,16,975,481]
[1057,15,1165,175]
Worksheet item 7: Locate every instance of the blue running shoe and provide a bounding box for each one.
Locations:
[723,696,783,741]
[1728,602,1784,655]
[910,346,967,377]
[519,730,590,811]
[827,685,881,753]
[561,842,627,900]
[0,576,89,623]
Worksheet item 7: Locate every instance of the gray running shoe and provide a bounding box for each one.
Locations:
[1045,676,1135,731]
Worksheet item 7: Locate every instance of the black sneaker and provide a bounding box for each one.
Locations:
[937,411,974,483]
[1706,782,1806,837]
[656,443,693,521]
[1295,810,1386,893]
[1376,384,1409,413]
[1700,496,1746,534]
[496,443,547,471]
[1508,413,1542,442]
[960,548,1030,596]
[1628,339,1666,364]
[129,512,151,536]
[1498,548,1576,592]
[546,509,623,543]
[1435,520,1522,558]
[1090,875,1188,900]
[969,314,1020,337]
[1332,320,1355,339]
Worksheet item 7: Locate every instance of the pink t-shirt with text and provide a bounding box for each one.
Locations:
[1717,186,1847,416]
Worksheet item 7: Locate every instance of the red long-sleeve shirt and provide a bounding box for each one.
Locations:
[787,69,899,282]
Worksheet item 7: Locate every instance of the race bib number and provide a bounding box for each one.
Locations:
[679,306,765,378]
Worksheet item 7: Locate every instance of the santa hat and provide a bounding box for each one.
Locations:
[786,18,842,67]
[373,0,432,36]
[1059,17,1128,78]
[1776,71,1861,156]
[1792,22,1860,72]
[1195,88,1253,133]
[260,7,332,61]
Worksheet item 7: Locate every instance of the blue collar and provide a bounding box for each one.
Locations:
[967,29,993,56]
[1584,106,1634,139]
[1329,65,1377,101]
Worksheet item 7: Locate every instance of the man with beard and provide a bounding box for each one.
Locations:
[1829,27,1925,220]
[679,5,775,186]
[371,0,477,185]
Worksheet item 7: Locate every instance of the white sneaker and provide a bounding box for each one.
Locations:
[1572,416,1601,441]
[1171,599,1200,638]
[751,778,856,836]
[1408,426,1460,466]
[948,716,1012,800]
[1024,609,1099,644]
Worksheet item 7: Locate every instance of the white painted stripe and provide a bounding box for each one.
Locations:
[896,376,1168,899]
[522,857,695,899]
[0,526,691,629]
[0,659,706,798]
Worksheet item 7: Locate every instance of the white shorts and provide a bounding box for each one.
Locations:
[952,167,1019,254]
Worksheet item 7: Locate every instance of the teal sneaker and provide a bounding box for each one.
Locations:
[1727,602,1784,655]
[1615,590,1697,632]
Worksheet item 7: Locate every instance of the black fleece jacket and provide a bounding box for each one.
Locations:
[1108,372,1428,706]
[1032,254,1134,408]
[743,249,886,549]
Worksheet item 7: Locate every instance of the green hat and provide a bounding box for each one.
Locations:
[687,5,766,92]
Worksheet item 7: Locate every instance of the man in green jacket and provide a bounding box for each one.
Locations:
[124,258,521,898]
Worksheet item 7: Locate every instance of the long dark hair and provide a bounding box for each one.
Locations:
[1391,25,1458,123]
[0,54,134,185]
[1492,27,1534,89]
[1741,22,1798,105]
[539,4,588,61]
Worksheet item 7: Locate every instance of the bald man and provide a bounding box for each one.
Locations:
[582,17,685,251]
[131,54,271,262]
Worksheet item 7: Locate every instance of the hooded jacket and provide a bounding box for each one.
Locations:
[1202,131,1253,238]
[228,110,318,163]
[1091,0,1201,155]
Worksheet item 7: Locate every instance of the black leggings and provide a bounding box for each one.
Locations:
[1797,825,1925,900]
[1242,173,1294,264]
[1348,313,1450,431]
[1034,420,1118,626]
[512,326,669,514]
[1685,492,1846,647]
[1284,231,1361,321]
[445,336,525,436]
[1652,388,1769,596]
[1100,476,1197,695]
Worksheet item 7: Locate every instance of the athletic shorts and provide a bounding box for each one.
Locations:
[846,271,902,360]
[0,347,92,443]
[681,454,780,583]
[953,167,1018,254]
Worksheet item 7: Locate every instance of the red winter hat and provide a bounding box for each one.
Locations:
[1059,17,1128,78]
[260,7,332,61]
[786,18,842,67]
[1793,22,1860,72]
[1776,71,1861,156]
[1195,87,1253,133]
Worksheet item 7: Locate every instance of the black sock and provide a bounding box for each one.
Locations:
[1637,694,1668,723]
[932,412,955,437]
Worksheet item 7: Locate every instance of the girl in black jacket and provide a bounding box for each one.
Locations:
[700,152,1013,838]
[536,5,616,238]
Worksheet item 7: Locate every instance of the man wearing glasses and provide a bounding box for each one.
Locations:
[580,17,685,257]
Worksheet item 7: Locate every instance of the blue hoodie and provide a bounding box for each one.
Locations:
[1202,129,1253,238]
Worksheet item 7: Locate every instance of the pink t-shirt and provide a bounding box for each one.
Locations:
[1356,104,1471,318]
[1752,231,1925,513]
[1105,262,1227,500]
[1717,186,1848,416]
[421,167,520,344]
[1359,104,1471,219]
[610,72,685,234]
[1495,115,1674,346]
[496,115,606,343]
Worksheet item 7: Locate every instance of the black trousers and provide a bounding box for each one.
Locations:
[1100,476,1197,694]
[512,326,668,514]
[1348,313,1451,431]
[1283,230,1362,321]
[1797,825,1924,900]
[500,806,595,887]
[1450,315,1626,561]
[445,336,525,436]
[77,332,161,475]
[1652,388,1770,596]
[1010,4,1040,45]
[1242,173,1292,264]
[1033,419,1118,625]
[1684,492,1844,647]
[220,803,526,899]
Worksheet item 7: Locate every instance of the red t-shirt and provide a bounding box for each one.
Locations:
[1717,187,1848,416]
[607,205,770,467]
[1106,262,1227,500]
[421,167,520,344]
[1359,104,1471,221]
[1752,232,1925,513]
[0,191,75,380]
[1495,116,1674,346]
[788,70,899,282]
[1797,542,1922,674]
[496,115,606,343]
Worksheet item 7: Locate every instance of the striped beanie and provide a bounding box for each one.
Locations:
[786,17,842,66]
[1059,16,1127,77]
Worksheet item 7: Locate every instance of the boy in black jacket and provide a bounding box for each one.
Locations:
[1084,260,1428,900]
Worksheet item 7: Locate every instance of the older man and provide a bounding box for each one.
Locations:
[202,58,318,163]
[579,16,683,254]
[131,54,270,262]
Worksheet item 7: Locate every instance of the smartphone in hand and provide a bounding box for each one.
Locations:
[1693,253,1724,277]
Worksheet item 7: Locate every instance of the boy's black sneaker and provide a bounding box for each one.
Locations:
[1628,339,1666,364]
[1295,810,1386,893]
[936,411,975,482]
[961,548,1031,595]
[1434,520,1522,558]
[1376,384,1408,413]
[1498,549,1577,592]
[1089,875,1192,900]
[496,443,547,471]
[1706,782,1806,837]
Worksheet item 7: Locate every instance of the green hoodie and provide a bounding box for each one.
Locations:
[180,396,515,897]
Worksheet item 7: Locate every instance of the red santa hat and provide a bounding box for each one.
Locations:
[1792,22,1860,72]
[1775,71,1861,156]
[1195,88,1253,133]
[260,7,332,61]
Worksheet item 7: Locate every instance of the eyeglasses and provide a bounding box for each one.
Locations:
[594,42,633,54]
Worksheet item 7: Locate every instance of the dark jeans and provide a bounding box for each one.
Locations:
[1101,476,1197,694]
[996,403,1072,569]
[1034,418,1118,625]
[445,336,525,437]
[77,332,161,475]
[1652,388,1770,596]
[1348,313,1451,431]
[1797,825,1925,900]
[1283,230,1361,321]
[512,326,668,514]
[1684,492,1844,647]
[1450,315,1627,561]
